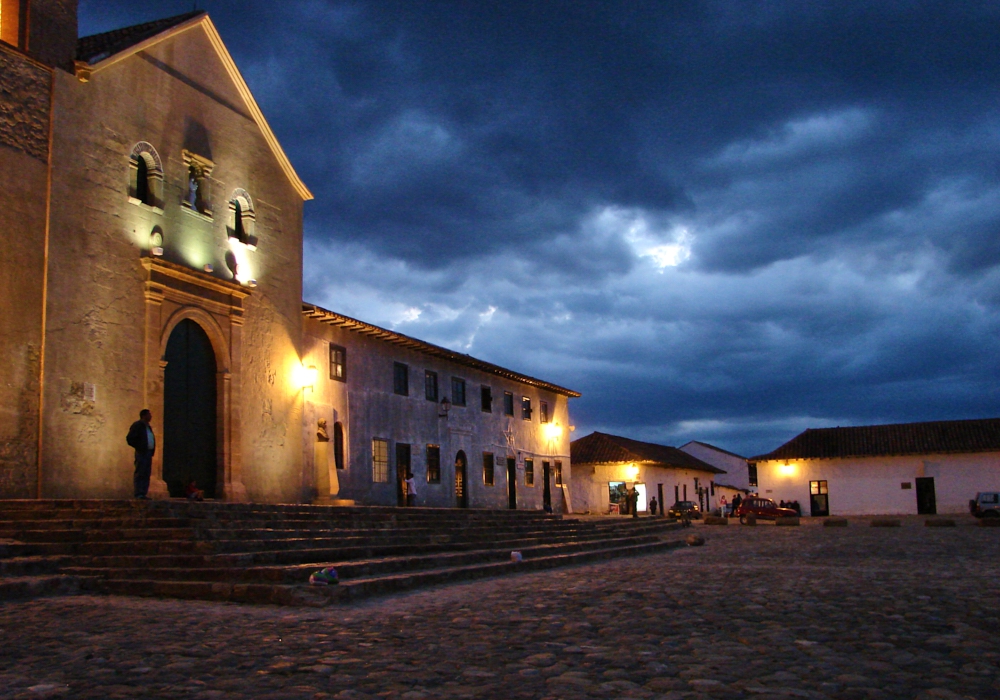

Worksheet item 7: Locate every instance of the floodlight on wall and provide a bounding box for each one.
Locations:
[150,230,164,257]
[626,464,640,480]
[203,264,214,273]
[247,279,258,288]
[543,421,563,441]
[296,364,318,392]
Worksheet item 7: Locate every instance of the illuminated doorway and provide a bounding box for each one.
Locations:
[455,450,468,508]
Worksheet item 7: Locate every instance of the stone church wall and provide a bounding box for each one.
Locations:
[0,44,51,497]
[40,27,304,500]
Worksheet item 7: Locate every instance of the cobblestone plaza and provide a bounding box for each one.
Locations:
[2,518,997,700]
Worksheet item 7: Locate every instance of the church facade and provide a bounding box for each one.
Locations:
[0,2,576,507]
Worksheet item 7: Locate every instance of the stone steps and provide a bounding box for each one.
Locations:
[97,538,685,606]
[64,531,669,584]
[0,500,683,605]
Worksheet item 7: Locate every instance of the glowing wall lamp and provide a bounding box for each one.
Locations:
[543,421,563,441]
[625,464,640,480]
[779,461,797,477]
[296,364,318,392]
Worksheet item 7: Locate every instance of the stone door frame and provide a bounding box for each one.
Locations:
[141,258,249,501]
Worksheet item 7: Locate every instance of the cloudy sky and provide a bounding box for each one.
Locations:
[80,1,1000,457]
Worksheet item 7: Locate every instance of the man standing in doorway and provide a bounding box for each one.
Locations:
[127,409,155,499]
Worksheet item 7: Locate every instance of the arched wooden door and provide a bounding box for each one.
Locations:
[163,319,218,498]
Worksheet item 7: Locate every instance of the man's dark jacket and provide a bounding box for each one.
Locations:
[126,420,155,454]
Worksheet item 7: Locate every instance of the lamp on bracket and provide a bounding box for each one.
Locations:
[438,397,451,418]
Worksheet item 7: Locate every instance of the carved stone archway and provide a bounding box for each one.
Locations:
[141,258,249,501]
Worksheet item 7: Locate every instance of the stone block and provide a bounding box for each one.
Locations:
[775,516,800,526]
[743,513,757,526]
[870,518,901,527]
[924,519,955,527]
[978,517,1000,527]
[823,518,849,527]
[685,534,705,547]
[703,515,728,525]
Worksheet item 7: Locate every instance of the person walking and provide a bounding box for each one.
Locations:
[126,409,155,499]
[720,494,728,517]
[405,471,417,507]
[649,496,658,516]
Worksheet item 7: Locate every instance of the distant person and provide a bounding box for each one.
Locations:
[405,472,416,507]
[732,493,743,512]
[628,486,639,518]
[720,495,728,516]
[649,497,658,516]
[792,500,802,515]
[185,478,204,501]
[779,499,787,508]
[126,409,155,499]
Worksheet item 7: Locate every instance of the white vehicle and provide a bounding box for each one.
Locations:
[969,492,1000,519]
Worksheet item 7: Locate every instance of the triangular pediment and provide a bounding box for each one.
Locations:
[78,13,313,201]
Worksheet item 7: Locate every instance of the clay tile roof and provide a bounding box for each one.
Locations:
[751,417,1000,461]
[571,432,725,474]
[77,11,204,64]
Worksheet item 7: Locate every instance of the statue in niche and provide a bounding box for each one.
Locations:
[316,418,330,442]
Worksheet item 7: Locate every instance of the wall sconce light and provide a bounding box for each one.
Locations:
[625,464,640,480]
[203,264,214,273]
[296,364,318,392]
[543,421,563,441]
[439,397,451,418]
[247,279,258,288]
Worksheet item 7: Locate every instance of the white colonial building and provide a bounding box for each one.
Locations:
[570,432,723,515]
[750,417,1000,516]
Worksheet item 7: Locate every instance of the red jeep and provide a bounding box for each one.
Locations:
[734,497,798,524]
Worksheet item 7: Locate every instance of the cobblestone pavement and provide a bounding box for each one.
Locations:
[2,517,998,700]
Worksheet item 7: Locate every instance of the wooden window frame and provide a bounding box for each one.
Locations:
[451,377,466,406]
[426,444,441,483]
[372,438,389,483]
[524,459,534,487]
[480,385,492,413]
[393,362,409,396]
[425,370,438,402]
[483,452,495,486]
[329,344,346,382]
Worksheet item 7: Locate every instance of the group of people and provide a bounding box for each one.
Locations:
[779,499,802,515]
[718,493,744,516]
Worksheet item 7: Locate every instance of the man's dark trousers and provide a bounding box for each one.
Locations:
[134,450,153,497]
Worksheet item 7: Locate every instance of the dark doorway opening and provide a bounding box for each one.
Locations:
[916,477,937,515]
[542,461,552,511]
[658,484,664,517]
[396,442,410,506]
[455,450,468,508]
[507,457,517,509]
[809,480,830,516]
[163,319,217,498]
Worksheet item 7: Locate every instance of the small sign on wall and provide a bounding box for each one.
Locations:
[901,482,912,490]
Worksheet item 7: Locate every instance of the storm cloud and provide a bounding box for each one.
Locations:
[81,0,1000,456]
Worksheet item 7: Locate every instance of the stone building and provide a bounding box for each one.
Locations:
[750,417,1000,516]
[0,2,578,507]
[570,432,722,515]
[301,305,577,509]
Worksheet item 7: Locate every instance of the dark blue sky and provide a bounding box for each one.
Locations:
[80,1,1000,457]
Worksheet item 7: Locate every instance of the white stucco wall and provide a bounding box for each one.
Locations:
[755,452,1000,515]
[679,441,750,491]
[570,462,718,514]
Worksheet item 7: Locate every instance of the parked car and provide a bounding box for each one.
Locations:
[734,497,798,524]
[969,492,1000,519]
[666,501,701,519]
